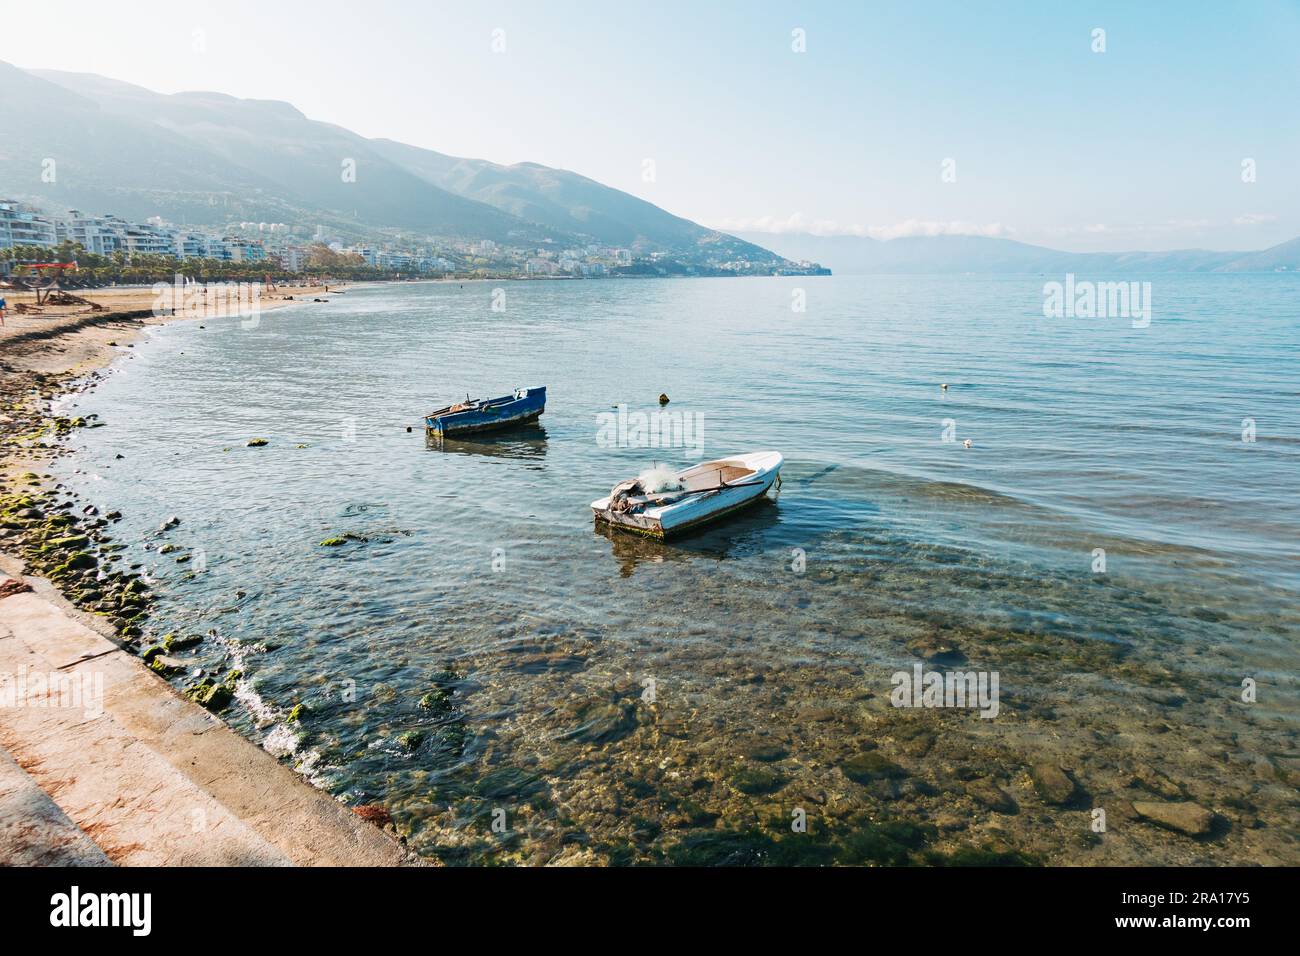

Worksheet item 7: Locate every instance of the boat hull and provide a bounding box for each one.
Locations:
[591,451,782,539]
[425,387,546,436]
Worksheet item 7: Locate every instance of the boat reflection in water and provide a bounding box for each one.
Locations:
[595,497,781,577]
[424,422,549,461]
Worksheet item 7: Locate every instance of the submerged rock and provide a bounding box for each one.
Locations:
[319,532,370,547]
[559,697,636,744]
[967,779,1018,814]
[1030,763,1079,805]
[842,751,906,784]
[1129,766,1185,799]
[186,673,238,712]
[417,688,452,712]
[397,730,425,751]
[728,765,786,795]
[162,633,201,652]
[1132,801,1217,837]
[506,650,587,674]
[149,657,181,676]
[906,635,966,665]
[737,739,789,762]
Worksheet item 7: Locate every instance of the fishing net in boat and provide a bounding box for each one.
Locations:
[638,465,684,493]
[607,465,685,514]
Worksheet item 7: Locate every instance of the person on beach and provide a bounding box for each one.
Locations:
[0,294,7,326]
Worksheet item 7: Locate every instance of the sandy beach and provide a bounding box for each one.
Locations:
[0,282,342,482]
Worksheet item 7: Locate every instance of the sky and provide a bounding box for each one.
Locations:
[3,0,1298,252]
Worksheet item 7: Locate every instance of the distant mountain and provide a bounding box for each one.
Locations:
[0,62,793,267]
[736,231,1300,275]
[1218,236,1300,272]
[5,64,566,243]
[0,61,290,226]
[368,139,772,260]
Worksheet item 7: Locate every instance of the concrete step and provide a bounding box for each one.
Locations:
[0,569,405,866]
[0,623,293,865]
[0,747,111,866]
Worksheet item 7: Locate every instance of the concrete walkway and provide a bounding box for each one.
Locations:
[0,568,407,866]
[0,749,110,866]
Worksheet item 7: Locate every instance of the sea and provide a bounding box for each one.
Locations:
[54,274,1300,865]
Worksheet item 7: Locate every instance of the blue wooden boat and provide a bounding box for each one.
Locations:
[424,386,546,436]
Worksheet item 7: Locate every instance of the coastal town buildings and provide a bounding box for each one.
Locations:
[0,201,58,249]
[2,200,305,268]
[1,199,800,278]
[59,212,127,254]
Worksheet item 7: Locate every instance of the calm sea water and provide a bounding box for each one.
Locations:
[58,275,1300,864]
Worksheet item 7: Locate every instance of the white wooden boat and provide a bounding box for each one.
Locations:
[591,451,783,539]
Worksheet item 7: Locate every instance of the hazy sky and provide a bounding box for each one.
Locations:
[4,0,1297,251]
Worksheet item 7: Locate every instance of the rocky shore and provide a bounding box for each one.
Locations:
[1,284,343,651]
[0,284,411,866]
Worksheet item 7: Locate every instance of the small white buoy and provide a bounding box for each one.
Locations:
[963,439,973,449]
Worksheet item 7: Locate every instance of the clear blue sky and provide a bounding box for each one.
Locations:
[4,0,1297,251]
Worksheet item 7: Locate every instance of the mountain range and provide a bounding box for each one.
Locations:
[4,60,1291,276]
[734,231,1300,275]
[0,61,789,267]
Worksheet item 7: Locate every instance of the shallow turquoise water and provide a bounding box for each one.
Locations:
[57,274,1300,862]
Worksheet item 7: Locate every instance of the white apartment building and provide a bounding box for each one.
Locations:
[173,233,212,259]
[4,202,445,272]
[525,257,559,275]
[0,201,59,250]
[278,247,307,272]
[224,239,267,262]
[122,222,176,256]
[349,247,379,267]
[377,252,417,270]
[60,211,128,255]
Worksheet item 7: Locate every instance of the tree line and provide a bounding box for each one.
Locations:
[1,241,415,285]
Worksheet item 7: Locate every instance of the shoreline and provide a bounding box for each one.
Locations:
[0,282,411,865]
[0,282,350,476]
[3,281,1295,867]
